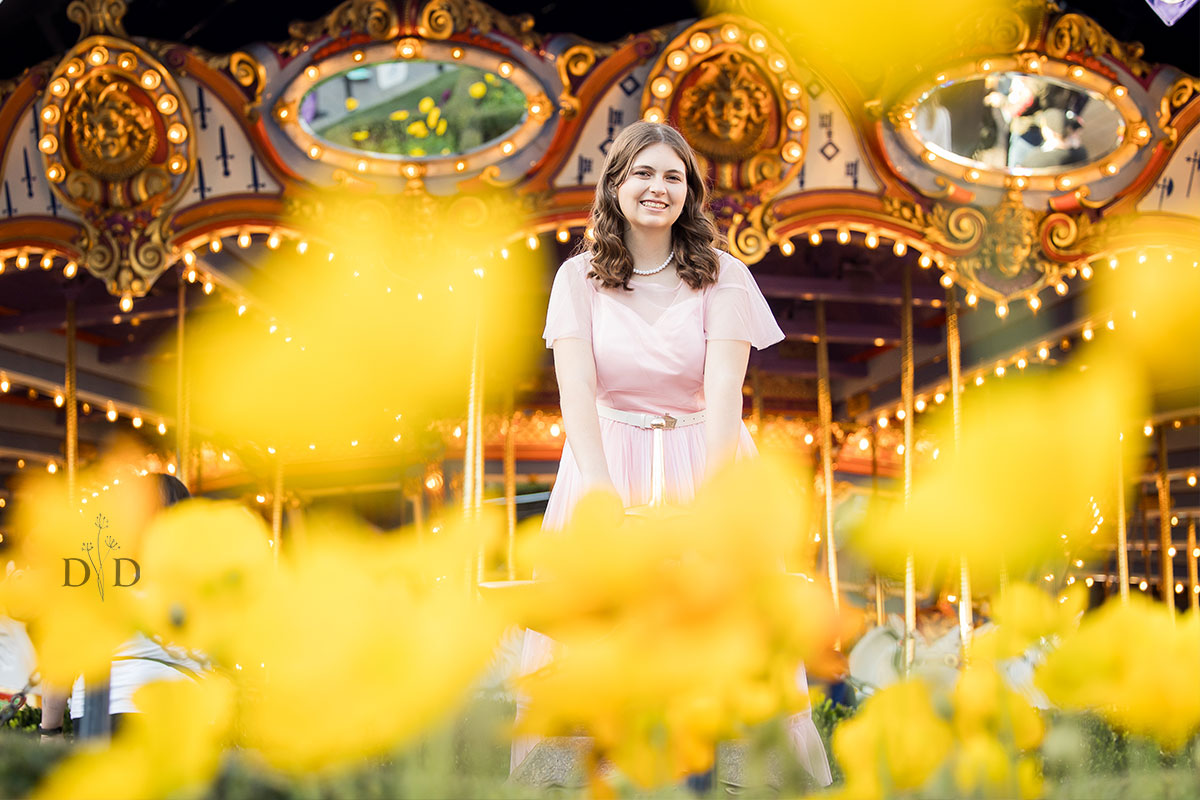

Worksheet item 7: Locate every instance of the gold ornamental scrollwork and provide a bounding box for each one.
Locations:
[204,51,268,112]
[679,51,774,162]
[556,44,614,119]
[66,0,128,40]
[418,0,542,50]
[41,37,196,297]
[1157,76,1200,144]
[279,0,399,58]
[1045,12,1150,78]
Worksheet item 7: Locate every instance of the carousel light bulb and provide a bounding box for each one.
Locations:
[975,375,985,386]
[893,241,907,256]
[1143,423,1153,436]
[809,231,822,246]
[556,228,570,243]
[858,437,870,451]
[1080,264,1093,280]
[919,254,933,268]
[1169,546,1177,556]
[1055,281,1068,295]
[498,62,513,78]
[64,261,77,278]
[1176,583,1184,594]
[0,376,8,392]
[47,462,57,474]
[966,293,978,306]
[40,254,53,269]
[1138,580,1148,591]
[209,238,222,253]
[896,444,905,455]
[1017,357,1027,369]
[1082,326,1094,341]
[877,416,889,428]
[186,269,197,283]
[804,433,814,445]
[1038,345,1049,360]
[54,392,64,407]
[896,409,906,420]
[1138,253,1147,264]
[1085,577,1094,587]
[995,364,1006,377]
[864,233,878,249]
[934,392,945,404]
[267,233,280,249]
[1028,295,1041,311]
[1187,473,1197,487]
[15,253,28,269]
[836,229,850,245]
[526,234,539,250]
[500,141,514,155]
[237,231,251,248]
[1106,319,1115,331]
[106,403,118,422]
[915,398,927,412]
[119,294,133,313]
[203,280,214,295]
[1171,516,1179,527]
[873,337,885,347]
[995,303,1008,318]
[297,240,308,255]
[157,421,167,435]
[131,415,142,428]
[779,239,795,256]
[939,273,953,288]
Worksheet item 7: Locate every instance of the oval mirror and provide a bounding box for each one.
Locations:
[913,73,1124,172]
[299,60,527,158]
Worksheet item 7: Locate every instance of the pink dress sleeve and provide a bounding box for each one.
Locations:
[543,256,594,348]
[703,252,784,350]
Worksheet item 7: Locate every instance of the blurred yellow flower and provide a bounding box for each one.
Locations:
[514,455,844,785]
[484,73,497,85]
[407,119,429,138]
[35,676,234,800]
[1036,597,1200,750]
[468,81,487,99]
[350,129,369,141]
[850,354,1142,592]
[389,108,409,121]
[427,107,440,128]
[344,97,358,111]
[410,147,426,156]
[436,118,447,136]
[832,680,953,799]
[418,96,435,113]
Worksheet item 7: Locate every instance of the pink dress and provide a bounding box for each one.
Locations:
[514,250,833,786]
[541,250,783,525]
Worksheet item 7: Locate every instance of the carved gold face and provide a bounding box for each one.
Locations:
[65,73,157,181]
[679,52,773,161]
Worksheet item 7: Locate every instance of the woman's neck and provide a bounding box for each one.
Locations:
[624,227,673,270]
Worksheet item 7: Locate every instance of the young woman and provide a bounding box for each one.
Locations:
[515,121,831,786]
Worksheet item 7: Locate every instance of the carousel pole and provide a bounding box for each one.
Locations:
[901,264,916,675]
[503,390,517,581]
[1187,517,1198,613]
[65,297,78,502]
[815,301,841,631]
[1156,428,1175,620]
[945,287,973,656]
[176,275,190,487]
[1138,485,1151,594]
[1116,434,1130,604]
[270,459,283,562]
[871,426,885,627]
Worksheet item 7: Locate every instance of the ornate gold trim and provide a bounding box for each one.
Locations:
[1044,12,1150,79]
[417,0,542,50]
[66,0,128,41]
[279,0,400,58]
[1157,76,1200,145]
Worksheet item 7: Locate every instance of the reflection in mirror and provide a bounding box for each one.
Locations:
[914,73,1124,172]
[300,61,526,158]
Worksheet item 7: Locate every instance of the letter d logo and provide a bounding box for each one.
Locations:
[63,558,90,587]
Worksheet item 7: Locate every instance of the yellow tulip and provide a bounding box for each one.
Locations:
[427,107,440,127]
[406,120,429,138]
[468,81,487,99]
[388,109,409,121]
[418,96,434,113]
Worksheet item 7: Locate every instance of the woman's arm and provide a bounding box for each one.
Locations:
[703,339,751,482]
[553,337,616,494]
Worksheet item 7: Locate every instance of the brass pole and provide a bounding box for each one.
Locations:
[945,288,973,657]
[871,426,885,627]
[474,347,485,582]
[410,492,425,542]
[1187,517,1198,613]
[815,300,841,627]
[65,298,78,502]
[1138,484,1151,594]
[504,392,517,581]
[462,328,478,518]
[1116,434,1130,603]
[901,264,916,675]
[1156,428,1175,619]
[176,276,189,487]
[271,459,283,562]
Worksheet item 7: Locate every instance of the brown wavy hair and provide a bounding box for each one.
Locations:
[582,121,721,291]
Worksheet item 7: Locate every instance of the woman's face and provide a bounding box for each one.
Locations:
[615,142,688,235]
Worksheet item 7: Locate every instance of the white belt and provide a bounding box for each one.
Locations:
[596,405,705,508]
[595,406,706,429]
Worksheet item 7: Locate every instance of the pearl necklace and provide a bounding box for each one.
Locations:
[631,252,674,276]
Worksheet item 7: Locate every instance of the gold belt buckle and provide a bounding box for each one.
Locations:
[650,413,677,430]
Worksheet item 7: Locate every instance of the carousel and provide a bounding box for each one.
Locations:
[0,0,1197,765]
